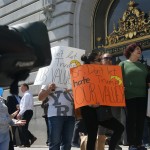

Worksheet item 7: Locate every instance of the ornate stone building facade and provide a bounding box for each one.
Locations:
[1,0,150,144]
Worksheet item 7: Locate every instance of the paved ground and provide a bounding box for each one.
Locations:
[14,145,129,150]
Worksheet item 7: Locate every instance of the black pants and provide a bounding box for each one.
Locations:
[81,106,99,150]
[81,106,124,150]
[100,118,124,150]
[143,116,150,144]
[126,97,147,146]
[21,110,34,145]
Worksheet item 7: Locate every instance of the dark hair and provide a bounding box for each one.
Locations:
[124,43,142,59]
[81,52,99,64]
[10,80,19,95]
[22,83,29,90]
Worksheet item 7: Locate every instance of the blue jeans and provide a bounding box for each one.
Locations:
[48,116,75,150]
[0,131,10,150]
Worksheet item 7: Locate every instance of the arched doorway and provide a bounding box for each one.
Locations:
[94,0,150,66]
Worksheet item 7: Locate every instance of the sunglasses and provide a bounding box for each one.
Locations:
[101,57,112,61]
[94,58,101,62]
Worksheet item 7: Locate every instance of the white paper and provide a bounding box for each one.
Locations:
[34,46,85,88]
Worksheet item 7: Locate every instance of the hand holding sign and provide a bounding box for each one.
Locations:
[47,83,56,92]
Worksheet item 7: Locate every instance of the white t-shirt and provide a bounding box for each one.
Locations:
[41,85,74,117]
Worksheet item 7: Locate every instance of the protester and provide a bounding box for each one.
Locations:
[17,83,37,147]
[38,83,75,150]
[0,97,26,150]
[99,53,124,150]
[80,52,124,150]
[119,43,150,150]
[80,52,102,150]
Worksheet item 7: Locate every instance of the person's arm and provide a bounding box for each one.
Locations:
[5,110,23,126]
[10,110,19,118]
[41,97,49,108]
[38,83,56,101]
[9,119,26,126]
[38,89,50,101]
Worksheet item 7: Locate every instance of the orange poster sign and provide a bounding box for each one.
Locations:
[70,64,125,109]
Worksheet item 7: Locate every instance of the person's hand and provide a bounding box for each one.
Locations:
[15,120,26,126]
[11,110,19,118]
[47,83,56,92]
[16,114,21,120]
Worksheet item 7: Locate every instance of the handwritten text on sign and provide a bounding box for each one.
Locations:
[34,46,85,88]
[70,64,125,109]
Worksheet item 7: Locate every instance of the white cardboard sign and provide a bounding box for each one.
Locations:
[34,46,85,88]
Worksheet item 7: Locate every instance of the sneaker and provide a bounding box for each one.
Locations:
[129,145,138,150]
[30,137,37,145]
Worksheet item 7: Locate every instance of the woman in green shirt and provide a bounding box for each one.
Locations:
[119,43,149,150]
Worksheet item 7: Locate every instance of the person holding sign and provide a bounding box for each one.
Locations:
[80,52,124,150]
[38,83,75,150]
[80,52,102,150]
[99,53,124,150]
[119,43,150,150]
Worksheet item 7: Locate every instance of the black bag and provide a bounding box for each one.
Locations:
[96,106,113,121]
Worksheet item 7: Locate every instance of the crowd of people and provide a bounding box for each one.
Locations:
[0,42,150,150]
[38,42,150,150]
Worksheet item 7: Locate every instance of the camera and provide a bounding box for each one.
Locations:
[0,21,51,86]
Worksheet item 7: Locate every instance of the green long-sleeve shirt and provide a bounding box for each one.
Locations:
[119,60,148,100]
